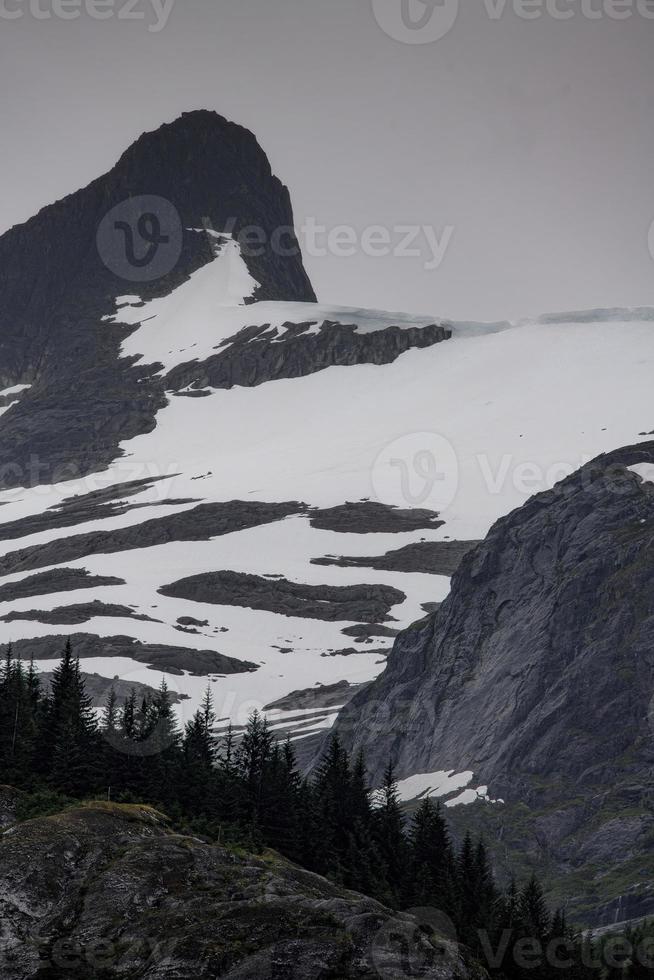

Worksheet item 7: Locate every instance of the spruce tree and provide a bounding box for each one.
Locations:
[40,641,99,795]
[311,734,352,880]
[519,874,552,943]
[372,762,406,907]
[408,797,455,913]
[237,711,274,840]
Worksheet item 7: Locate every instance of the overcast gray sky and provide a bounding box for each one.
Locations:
[1,0,653,320]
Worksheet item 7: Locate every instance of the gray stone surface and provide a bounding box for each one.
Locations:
[313,540,480,576]
[0,111,316,491]
[159,570,405,623]
[0,501,300,577]
[0,477,191,542]
[164,319,451,391]
[264,680,366,712]
[330,442,654,925]
[0,802,480,979]
[0,635,258,677]
[37,671,189,707]
[0,568,125,603]
[1,601,158,626]
[310,501,444,534]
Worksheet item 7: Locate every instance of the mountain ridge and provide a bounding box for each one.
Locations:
[328,439,654,924]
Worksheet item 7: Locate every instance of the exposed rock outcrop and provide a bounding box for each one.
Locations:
[37,672,189,707]
[159,570,406,623]
[0,111,315,489]
[164,320,450,391]
[313,540,480,576]
[263,680,366,712]
[310,501,443,534]
[0,569,125,603]
[0,802,481,980]
[0,500,300,577]
[330,442,654,925]
[0,476,189,541]
[0,635,258,677]
[1,600,158,626]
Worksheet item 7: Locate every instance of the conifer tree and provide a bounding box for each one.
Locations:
[408,797,455,913]
[182,687,217,814]
[121,689,137,741]
[0,639,606,980]
[102,687,119,735]
[311,734,352,879]
[237,711,274,839]
[519,874,552,944]
[372,762,406,907]
[40,640,99,794]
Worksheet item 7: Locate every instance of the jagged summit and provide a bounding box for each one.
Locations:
[0,111,316,486]
[116,110,271,180]
[107,110,316,303]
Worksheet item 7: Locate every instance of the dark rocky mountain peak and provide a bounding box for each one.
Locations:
[0,110,315,488]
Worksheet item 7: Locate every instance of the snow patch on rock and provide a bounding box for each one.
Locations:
[629,463,654,486]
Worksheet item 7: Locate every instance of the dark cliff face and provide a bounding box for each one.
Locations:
[0,110,450,491]
[0,801,480,980]
[0,111,315,488]
[164,320,451,392]
[331,441,654,925]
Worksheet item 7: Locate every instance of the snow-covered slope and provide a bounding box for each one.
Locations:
[0,113,652,782]
[0,235,652,760]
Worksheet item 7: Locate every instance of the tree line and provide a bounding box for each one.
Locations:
[0,642,650,979]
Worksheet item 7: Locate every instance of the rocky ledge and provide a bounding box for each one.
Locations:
[0,801,482,980]
[159,570,406,623]
[0,635,257,677]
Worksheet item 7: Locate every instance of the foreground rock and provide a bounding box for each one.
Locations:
[0,802,482,980]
